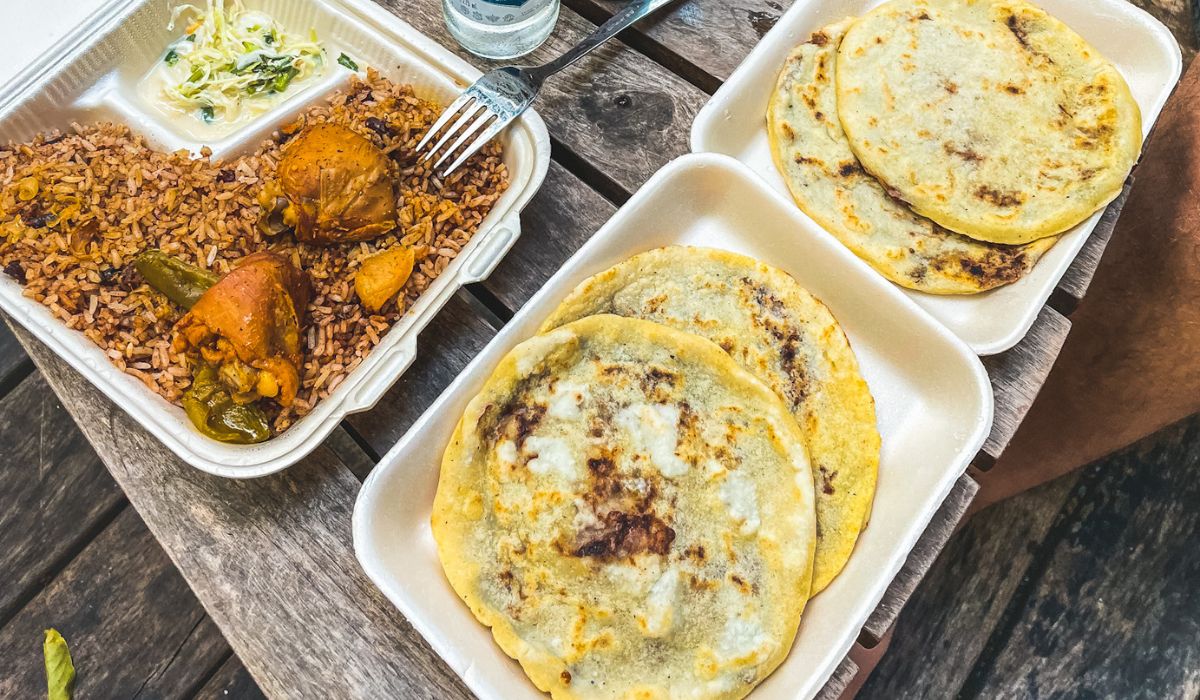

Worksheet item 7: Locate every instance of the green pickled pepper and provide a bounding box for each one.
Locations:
[132,249,220,310]
[182,365,272,444]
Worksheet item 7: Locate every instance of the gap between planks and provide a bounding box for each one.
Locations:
[0,368,127,628]
[564,0,726,94]
[192,653,266,700]
[860,471,1082,697]
[14,322,476,698]
[0,508,231,697]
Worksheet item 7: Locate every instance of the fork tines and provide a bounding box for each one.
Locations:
[416,88,505,176]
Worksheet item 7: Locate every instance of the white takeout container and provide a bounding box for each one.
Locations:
[0,0,550,477]
[354,153,994,700]
[692,0,1182,355]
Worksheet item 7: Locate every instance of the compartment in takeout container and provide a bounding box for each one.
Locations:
[691,0,1182,355]
[353,153,994,700]
[0,0,550,477]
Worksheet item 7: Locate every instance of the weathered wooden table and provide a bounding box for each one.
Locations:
[6,0,1191,696]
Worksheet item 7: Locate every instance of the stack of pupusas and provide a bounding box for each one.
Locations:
[432,247,880,699]
[767,0,1141,294]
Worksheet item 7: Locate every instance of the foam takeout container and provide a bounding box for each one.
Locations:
[692,0,1182,355]
[354,153,994,699]
[0,0,550,477]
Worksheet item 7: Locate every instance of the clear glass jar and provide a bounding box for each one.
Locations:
[443,0,560,60]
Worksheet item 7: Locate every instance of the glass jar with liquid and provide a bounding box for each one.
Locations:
[443,0,560,60]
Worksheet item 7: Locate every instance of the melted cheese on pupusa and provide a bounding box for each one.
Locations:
[432,315,817,699]
[547,381,589,420]
[636,565,680,637]
[719,469,761,536]
[523,435,581,481]
[616,403,689,477]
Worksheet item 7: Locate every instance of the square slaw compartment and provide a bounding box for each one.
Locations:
[0,0,550,477]
[691,0,1182,355]
[354,153,994,700]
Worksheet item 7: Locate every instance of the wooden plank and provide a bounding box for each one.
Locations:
[1053,180,1134,312]
[0,370,124,624]
[0,322,30,392]
[346,291,498,457]
[482,160,618,311]
[376,0,707,194]
[579,0,791,83]
[859,473,1079,697]
[16,325,471,699]
[0,508,229,698]
[978,307,1071,466]
[580,0,1198,86]
[964,415,1200,698]
[194,656,266,700]
[859,473,979,645]
[815,656,859,700]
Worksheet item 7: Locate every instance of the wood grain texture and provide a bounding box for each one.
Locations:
[482,160,618,310]
[14,327,473,699]
[815,656,859,700]
[979,307,1071,465]
[580,0,791,83]
[0,371,123,624]
[859,473,1080,698]
[377,0,706,193]
[965,415,1200,698]
[0,509,229,698]
[194,656,266,700]
[346,291,497,457]
[859,474,979,646]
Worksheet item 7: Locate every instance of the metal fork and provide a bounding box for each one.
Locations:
[416,0,678,176]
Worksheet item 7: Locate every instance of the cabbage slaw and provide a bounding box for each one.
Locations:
[154,0,330,127]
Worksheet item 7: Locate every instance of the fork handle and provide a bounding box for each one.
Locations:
[529,0,677,81]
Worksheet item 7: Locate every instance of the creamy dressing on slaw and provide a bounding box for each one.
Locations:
[138,0,333,138]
